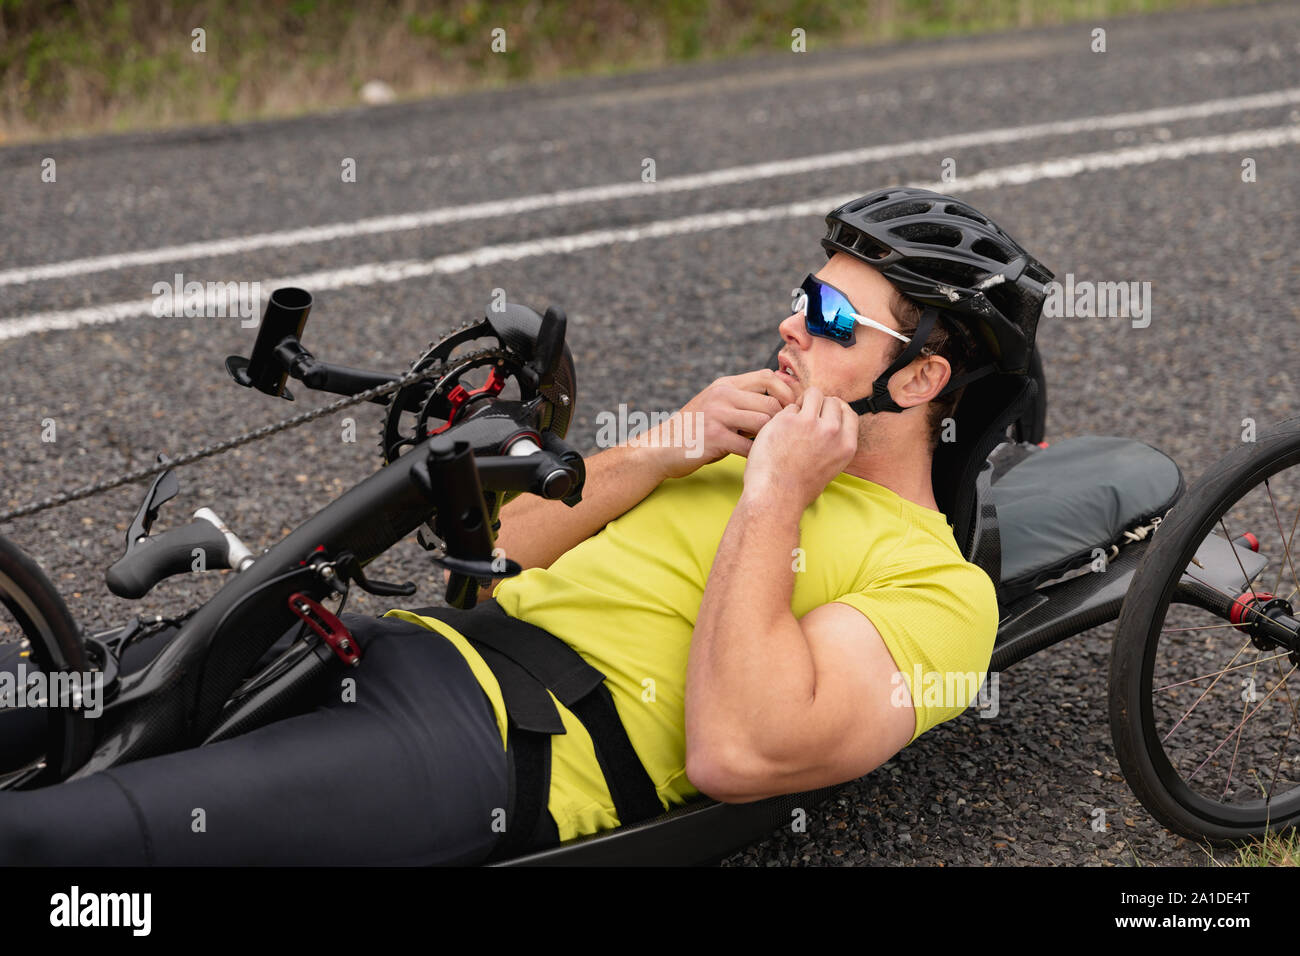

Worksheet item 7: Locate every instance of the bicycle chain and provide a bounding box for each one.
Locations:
[0,320,507,525]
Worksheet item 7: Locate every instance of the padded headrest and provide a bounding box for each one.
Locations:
[933,373,1038,558]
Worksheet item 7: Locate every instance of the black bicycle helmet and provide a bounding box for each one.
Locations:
[820,186,1055,415]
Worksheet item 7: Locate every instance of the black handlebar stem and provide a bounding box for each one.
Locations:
[226,286,404,405]
[272,337,403,404]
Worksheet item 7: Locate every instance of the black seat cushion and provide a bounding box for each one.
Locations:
[990,436,1184,599]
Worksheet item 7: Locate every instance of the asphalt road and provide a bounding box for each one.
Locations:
[2,1,1299,866]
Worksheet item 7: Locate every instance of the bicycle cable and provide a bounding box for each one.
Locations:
[0,321,499,525]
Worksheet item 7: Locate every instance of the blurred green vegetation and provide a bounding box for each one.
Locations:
[0,0,1255,141]
[1228,826,1300,866]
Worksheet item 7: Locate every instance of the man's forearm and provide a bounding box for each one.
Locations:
[686,489,817,783]
[484,440,673,595]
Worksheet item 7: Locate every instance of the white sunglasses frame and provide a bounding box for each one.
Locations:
[842,309,911,345]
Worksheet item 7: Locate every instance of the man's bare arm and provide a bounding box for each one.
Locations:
[467,368,801,602]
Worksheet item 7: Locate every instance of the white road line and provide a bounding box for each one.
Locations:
[2,122,1297,343]
[3,87,1300,289]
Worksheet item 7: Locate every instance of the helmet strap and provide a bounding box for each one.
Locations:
[848,305,937,415]
[847,305,999,415]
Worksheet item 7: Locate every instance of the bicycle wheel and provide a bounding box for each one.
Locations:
[0,533,95,788]
[1110,417,1300,845]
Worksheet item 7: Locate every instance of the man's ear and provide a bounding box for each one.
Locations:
[890,355,951,409]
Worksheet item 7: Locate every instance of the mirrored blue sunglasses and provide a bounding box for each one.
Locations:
[796,273,929,354]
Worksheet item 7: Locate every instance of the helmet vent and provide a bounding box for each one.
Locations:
[944,203,988,225]
[892,222,962,247]
[829,223,855,247]
[910,258,983,287]
[851,232,891,259]
[971,238,1011,264]
[873,200,932,222]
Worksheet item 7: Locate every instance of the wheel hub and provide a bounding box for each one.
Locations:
[1228,590,1300,661]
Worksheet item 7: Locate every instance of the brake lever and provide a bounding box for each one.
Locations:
[333,551,416,597]
[122,453,179,552]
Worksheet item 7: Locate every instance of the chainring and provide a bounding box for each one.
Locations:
[379,317,574,465]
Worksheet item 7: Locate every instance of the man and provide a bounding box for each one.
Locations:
[0,187,1051,865]
[395,186,1051,851]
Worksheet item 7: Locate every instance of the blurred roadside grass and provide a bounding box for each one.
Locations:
[0,0,1253,142]
[1230,827,1300,866]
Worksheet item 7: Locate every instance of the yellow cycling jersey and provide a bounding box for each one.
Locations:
[384,452,998,843]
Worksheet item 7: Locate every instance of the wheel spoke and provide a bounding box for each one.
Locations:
[1155,650,1291,692]
[1262,656,1300,807]
[1220,673,1252,802]
[1160,622,1248,634]
[1219,516,1261,606]
[1186,664,1298,785]
[1159,638,1253,743]
[1263,477,1300,599]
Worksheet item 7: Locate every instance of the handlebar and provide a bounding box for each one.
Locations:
[115,288,582,603]
[103,421,582,603]
[78,286,586,778]
[105,518,231,599]
[104,508,257,600]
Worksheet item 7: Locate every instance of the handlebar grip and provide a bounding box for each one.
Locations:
[540,430,585,506]
[105,520,231,599]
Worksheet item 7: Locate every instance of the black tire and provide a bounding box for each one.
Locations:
[0,532,94,787]
[1109,416,1300,845]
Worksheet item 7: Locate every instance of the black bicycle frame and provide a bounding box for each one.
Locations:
[68,443,445,778]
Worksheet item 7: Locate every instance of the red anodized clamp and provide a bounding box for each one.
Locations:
[288,592,361,667]
[427,366,507,437]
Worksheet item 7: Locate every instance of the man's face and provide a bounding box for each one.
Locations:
[775,252,907,407]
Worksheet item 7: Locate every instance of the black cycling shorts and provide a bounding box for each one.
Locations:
[0,613,513,865]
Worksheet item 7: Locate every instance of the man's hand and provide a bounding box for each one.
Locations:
[741,386,858,511]
[637,369,805,481]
